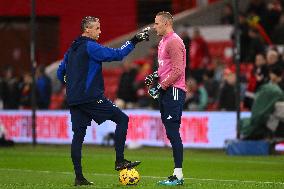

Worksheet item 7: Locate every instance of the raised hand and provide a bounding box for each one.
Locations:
[130,27,151,45]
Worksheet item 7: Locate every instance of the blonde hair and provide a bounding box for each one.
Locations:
[156,11,173,25]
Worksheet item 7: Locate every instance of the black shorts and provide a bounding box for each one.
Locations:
[70,97,125,128]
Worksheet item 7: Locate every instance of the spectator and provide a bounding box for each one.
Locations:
[184,78,208,111]
[237,12,251,62]
[189,27,211,83]
[212,58,225,82]
[255,53,269,89]
[2,65,20,109]
[115,61,138,109]
[269,64,284,90]
[244,53,269,109]
[36,65,52,109]
[266,49,284,70]
[246,0,267,20]
[247,28,266,62]
[239,81,284,140]
[18,73,33,109]
[263,0,282,36]
[266,49,279,65]
[272,12,284,44]
[218,68,236,111]
[203,69,219,105]
[221,3,234,25]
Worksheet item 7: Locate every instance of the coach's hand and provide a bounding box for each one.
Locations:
[130,27,150,45]
[145,71,158,87]
[148,83,161,99]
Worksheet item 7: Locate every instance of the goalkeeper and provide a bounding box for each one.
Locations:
[57,16,149,186]
[145,11,186,186]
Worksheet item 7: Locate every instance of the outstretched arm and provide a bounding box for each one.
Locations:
[87,41,135,62]
[87,27,150,62]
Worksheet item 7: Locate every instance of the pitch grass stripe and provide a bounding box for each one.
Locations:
[3,151,283,165]
[1,168,283,185]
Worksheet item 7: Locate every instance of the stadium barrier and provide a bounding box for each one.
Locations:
[225,140,271,155]
[0,110,283,151]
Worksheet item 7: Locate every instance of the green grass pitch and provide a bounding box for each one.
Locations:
[0,144,283,189]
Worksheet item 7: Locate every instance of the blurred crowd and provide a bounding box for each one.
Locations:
[115,0,284,111]
[1,0,284,112]
[0,65,52,110]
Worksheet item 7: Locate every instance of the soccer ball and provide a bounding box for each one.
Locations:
[119,168,140,185]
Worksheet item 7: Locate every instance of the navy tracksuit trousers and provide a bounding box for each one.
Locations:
[159,87,186,168]
[70,97,128,178]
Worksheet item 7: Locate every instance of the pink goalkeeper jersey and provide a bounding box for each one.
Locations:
[158,32,187,92]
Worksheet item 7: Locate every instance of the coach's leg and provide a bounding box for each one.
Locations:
[71,125,87,178]
[70,106,91,179]
[110,109,129,162]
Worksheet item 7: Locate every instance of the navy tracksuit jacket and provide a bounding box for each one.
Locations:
[57,36,135,105]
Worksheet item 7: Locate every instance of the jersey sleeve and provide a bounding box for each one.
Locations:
[87,41,135,62]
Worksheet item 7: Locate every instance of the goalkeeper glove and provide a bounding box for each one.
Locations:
[145,71,158,87]
[130,27,150,45]
[148,83,161,99]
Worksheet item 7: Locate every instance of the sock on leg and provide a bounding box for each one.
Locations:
[173,168,183,180]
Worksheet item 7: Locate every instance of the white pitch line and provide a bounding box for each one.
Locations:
[0,168,283,185]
